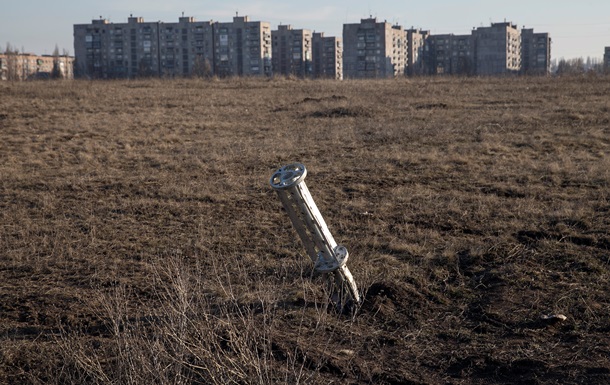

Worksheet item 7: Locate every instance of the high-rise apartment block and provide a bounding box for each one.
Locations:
[406,28,429,76]
[521,29,551,75]
[312,32,343,79]
[342,18,407,78]
[74,15,271,78]
[159,17,215,78]
[522,31,551,75]
[473,22,521,75]
[422,34,451,75]
[341,19,544,78]
[271,25,313,77]
[74,16,206,78]
[72,15,555,79]
[604,47,610,73]
[213,16,272,77]
[422,34,475,75]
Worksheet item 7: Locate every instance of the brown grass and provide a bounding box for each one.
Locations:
[0,75,609,384]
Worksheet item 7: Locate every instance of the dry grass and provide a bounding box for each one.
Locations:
[0,75,609,384]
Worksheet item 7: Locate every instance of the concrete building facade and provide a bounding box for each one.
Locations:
[521,29,551,75]
[422,34,451,75]
[473,22,521,75]
[74,15,270,78]
[72,16,553,79]
[271,25,313,77]
[451,34,476,75]
[74,16,198,78]
[342,18,407,78]
[404,22,550,77]
[422,33,474,76]
[312,32,343,79]
[168,17,215,78]
[213,16,272,77]
[406,28,429,76]
[0,53,74,81]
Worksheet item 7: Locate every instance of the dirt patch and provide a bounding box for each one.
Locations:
[415,102,448,109]
[296,95,347,104]
[307,106,372,118]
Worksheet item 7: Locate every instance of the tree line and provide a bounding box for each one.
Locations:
[551,56,609,75]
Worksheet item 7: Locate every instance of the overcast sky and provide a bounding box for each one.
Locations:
[2,0,609,60]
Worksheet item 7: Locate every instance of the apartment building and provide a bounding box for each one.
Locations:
[391,25,408,77]
[72,16,552,79]
[312,32,342,79]
[451,34,475,75]
[423,34,451,75]
[342,18,407,78]
[422,33,474,76]
[405,28,429,76]
[74,15,270,78]
[604,47,610,72]
[155,16,215,78]
[271,25,313,77]
[0,53,74,80]
[412,22,549,77]
[213,16,272,77]
[76,17,172,78]
[472,22,521,75]
[521,29,551,75]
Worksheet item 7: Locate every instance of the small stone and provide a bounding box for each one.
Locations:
[541,314,567,323]
[337,349,355,356]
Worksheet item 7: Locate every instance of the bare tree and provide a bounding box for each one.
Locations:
[193,55,213,78]
[52,44,63,79]
[4,43,20,81]
[556,58,585,75]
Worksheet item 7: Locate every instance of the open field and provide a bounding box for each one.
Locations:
[0,75,609,384]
